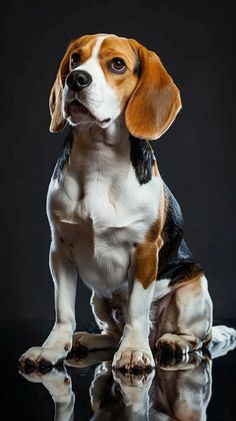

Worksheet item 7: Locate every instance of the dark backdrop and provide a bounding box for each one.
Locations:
[0,0,235,322]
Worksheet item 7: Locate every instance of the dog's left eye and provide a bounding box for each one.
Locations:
[70,53,80,67]
[110,58,126,73]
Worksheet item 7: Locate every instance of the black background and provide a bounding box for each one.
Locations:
[0,0,235,322]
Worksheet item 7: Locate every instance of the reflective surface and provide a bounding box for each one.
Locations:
[2,320,236,420]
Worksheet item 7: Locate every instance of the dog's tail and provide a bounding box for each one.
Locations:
[208,325,236,359]
[211,325,236,342]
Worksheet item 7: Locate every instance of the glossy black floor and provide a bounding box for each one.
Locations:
[1,320,236,421]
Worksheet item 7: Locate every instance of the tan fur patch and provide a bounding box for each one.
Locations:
[134,182,165,289]
[172,267,204,290]
[67,35,98,65]
[98,35,139,109]
[153,161,159,177]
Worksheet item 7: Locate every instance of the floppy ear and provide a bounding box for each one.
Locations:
[49,46,72,133]
[126,40,182,140]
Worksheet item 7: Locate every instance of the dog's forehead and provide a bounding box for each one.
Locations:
[68,34,137,63]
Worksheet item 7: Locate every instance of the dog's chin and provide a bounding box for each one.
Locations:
[66,100,112,128]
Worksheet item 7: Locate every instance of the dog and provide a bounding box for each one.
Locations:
[19,33,236,371]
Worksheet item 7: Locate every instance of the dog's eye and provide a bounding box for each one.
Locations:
[70,53,80,67]
[110,57,126,73]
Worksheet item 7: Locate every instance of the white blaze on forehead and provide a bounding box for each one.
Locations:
[91,34,109,57]
[74,35,121,122]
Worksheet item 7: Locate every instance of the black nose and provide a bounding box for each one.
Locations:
[66,70,92,91]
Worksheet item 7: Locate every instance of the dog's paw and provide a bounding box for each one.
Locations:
[19,346,67,370]
[72,332,98,352]
[112,347,155,371]
[155,334,194,368]
[72,331,118,353]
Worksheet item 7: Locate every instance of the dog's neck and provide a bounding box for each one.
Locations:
[72,113,130,149]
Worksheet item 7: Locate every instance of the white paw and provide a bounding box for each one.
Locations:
[112,347,155,370]
[19,346,68,368]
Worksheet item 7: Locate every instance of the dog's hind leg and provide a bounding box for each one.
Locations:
[73,292,121,352]
[155,274,213,366]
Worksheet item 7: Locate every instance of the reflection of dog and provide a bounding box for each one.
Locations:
[19,34,236,371]
[19,339,236,421]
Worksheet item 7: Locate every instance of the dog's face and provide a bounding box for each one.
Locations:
[49,34,181,140]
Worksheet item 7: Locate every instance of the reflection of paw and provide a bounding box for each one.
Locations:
[19,366,73,403]
[66,348,115,368]
[113,367,154,388]
[156,348,206,371]
[19,346,67,370]
[112,347,155,370]
[113,369,155,411]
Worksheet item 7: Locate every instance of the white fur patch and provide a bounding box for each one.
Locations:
[48,128,161,297]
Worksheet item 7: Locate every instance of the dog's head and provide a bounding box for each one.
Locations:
[49,34,181,140]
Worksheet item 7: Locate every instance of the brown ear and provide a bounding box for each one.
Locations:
[126,40,182,140]
[49,46,72,133]
[49,76,66,132]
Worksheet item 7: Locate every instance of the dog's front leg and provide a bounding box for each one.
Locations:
[19,240,77,367]
[112,242,158,370]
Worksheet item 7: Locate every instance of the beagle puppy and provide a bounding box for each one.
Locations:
[19,33,236,371]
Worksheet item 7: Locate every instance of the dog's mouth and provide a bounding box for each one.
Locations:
[66,99,112,127]
[67,99,92,120]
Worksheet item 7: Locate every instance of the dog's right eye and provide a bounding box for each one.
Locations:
[70,53,80,67]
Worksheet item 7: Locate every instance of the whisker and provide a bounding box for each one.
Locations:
[63,26,74,40]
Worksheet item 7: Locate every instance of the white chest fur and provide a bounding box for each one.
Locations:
[47,126,161,297]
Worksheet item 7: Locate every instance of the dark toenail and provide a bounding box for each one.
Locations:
[73,343,88,358]
[163,343,174,356]
[39,359,52,368]
[39,359,53,374]
[64,343,70,351]
[25,358,36,368]
[158,343,174,366]
[175,346,183,363]
[23,359,37,374]
[119,366,127,373]
[131,366,144,375]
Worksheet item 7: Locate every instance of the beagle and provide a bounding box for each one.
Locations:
[19,33,236,371]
